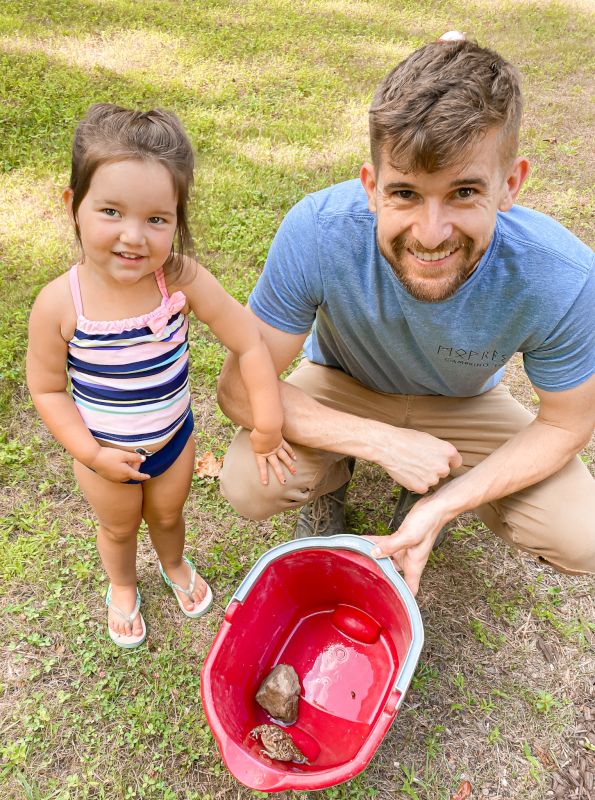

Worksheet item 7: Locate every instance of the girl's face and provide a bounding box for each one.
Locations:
[65,159,178,284]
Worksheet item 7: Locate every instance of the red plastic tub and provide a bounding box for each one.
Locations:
[201,535,423,792]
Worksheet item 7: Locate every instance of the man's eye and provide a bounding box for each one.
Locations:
[456,188,476,199]
[395,190,414,200]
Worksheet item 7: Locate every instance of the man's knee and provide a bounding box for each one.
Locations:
[485,493,595,575]
[518,473,595,574]
[541,521,595,575]
[220,470,278,520]
[219,430,293,520]
[478,456,595,574]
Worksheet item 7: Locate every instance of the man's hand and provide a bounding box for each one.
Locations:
[366,493,451,595]
[370,427,462,492]
[88,447,151,483]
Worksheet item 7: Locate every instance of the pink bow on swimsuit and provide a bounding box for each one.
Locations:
[147,291,187,337]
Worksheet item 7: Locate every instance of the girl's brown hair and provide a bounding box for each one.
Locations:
[69,103,195,280]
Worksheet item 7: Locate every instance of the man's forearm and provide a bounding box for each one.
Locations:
[220,352,400,455]
[218,354,462,492]
[430,418,591,520]
[366,414,593,596]
[220,360,387,457]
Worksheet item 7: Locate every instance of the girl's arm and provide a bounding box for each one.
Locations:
[26,279,150,483]
[182,262,295,485]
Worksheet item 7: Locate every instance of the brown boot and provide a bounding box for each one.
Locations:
[294,458,355,539]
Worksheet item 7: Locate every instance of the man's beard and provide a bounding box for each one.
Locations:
[380,233,484,302]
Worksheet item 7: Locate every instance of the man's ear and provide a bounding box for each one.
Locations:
[498,157,530,212]
[360,162,378,213]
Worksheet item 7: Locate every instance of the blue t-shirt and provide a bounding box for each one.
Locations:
[250,179,594,396]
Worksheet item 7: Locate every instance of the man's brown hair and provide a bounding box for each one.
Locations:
[369,39,523,173]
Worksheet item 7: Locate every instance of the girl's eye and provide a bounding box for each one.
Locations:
[102,208,120,217]
[148,216,166,224]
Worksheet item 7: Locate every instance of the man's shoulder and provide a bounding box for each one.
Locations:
[303,178,373,221]
[496,205,594,274]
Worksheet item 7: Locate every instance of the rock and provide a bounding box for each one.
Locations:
[438,31,466,42]
[256,664,300,724]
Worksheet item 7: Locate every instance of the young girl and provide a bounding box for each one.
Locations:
[27,104,295,648]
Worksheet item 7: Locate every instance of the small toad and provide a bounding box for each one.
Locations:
[250,724,309,764]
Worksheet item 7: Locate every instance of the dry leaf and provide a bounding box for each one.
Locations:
[451,781,472,800]
[534,744,557,769]
[536,636,557,663]
[194,451,223,478]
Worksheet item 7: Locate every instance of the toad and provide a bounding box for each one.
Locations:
[250,724,309,764]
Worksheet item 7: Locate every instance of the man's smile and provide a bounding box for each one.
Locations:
[408,246,460,263]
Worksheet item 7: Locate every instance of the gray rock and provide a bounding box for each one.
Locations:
[255,664,300,724]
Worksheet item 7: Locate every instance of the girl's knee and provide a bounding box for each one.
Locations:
[144,510,184,534]
[100,520,141,544]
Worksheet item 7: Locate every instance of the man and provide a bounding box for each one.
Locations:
[217,36,595,595]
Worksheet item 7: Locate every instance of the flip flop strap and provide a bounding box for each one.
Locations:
[161,557,196,598]
[106,587,141,623]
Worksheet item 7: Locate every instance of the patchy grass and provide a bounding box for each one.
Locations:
[1,1,593,799]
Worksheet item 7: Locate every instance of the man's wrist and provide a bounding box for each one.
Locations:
[430,476,473,520]
[352,420,391,462]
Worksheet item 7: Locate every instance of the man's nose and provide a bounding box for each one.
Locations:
[410,202,454,249]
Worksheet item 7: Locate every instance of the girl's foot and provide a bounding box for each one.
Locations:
[159,556,213,618]
[107,584,145,639]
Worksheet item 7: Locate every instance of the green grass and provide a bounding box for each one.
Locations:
[1,1,594,799]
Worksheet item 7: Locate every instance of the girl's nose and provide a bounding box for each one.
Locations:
[120,222,146,246]
[410,202,454,250]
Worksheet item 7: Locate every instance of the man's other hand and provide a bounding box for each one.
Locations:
[365,493,452,595]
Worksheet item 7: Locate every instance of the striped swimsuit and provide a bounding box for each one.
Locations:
[67,264,192,457]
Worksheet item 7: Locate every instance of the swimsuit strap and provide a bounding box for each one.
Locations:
[154,267,170,300]
[69,264,84,317]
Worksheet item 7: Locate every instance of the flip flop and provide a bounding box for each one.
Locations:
[159,555,213,619]
[105,585,147,648]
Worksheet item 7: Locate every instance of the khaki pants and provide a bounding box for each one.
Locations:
[220,360,595,574]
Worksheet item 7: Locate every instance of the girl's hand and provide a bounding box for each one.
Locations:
[88,447,151,483]
[250,429,297,486]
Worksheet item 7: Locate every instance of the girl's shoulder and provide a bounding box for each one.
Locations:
[164,256,230,320]
[164,256,216,307]
[164,255,204,294]
[30,268,78,340]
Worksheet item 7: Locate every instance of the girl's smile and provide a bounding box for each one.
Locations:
[114,251,146,261]
[64,158,178,285]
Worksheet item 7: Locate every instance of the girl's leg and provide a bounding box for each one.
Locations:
[73,461,144,637]
[142,436,209,613]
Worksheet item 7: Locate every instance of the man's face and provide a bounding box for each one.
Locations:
[361,129,528,302]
